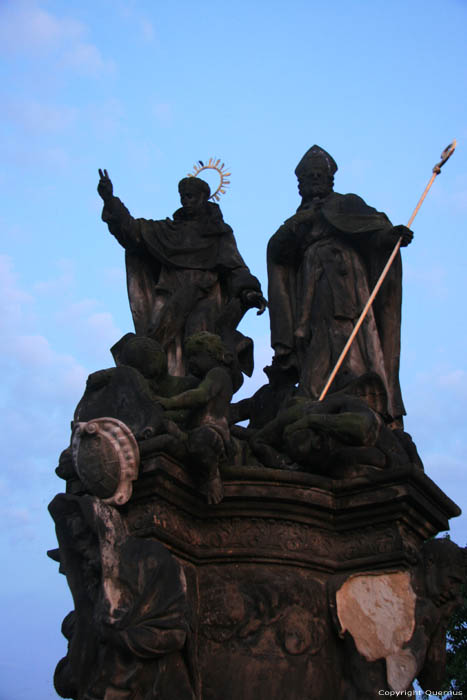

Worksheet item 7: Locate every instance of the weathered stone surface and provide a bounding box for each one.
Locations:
[51,429,464,699]
[98,171,266,381]
[72,417,139,505]
[49,493,197,700]
[129,457,459,571]
[47,150,465,699]
[336,572,418,691]
[336,572,416,662]
[267,145,413,426]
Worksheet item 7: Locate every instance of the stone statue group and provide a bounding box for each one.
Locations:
[49,145,466,700]
[79,145,418,504]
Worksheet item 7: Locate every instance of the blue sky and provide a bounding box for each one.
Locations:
[1,0,466,697]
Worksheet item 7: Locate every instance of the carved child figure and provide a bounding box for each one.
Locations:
[156,331,234,505]
[111,332,198,399]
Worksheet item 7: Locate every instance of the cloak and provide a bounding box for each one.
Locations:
[267,192,405,421]
[102,197,261,379]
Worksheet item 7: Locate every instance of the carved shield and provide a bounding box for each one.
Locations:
[72,417,139,505]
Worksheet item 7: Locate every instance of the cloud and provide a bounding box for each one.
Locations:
[0,505,36,543]
[0,1,114,76]
[0,1,83,52]
[0,255,126,547]
[404,362,467,493]
[86,311,123,348]
[1,330,88,416]
[33,259,75,294]
[64,42,115,77]
[0,255,34,331]
[115,2,157,42]
[55,299,122,355]
[3,99,78,134]
[1,142,73,173]
[0,256,121,532]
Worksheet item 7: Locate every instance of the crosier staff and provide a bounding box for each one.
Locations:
[319,140,457,402]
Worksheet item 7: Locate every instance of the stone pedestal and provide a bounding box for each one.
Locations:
[113,453,460,700]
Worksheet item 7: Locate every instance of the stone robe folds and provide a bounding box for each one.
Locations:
[50,494,197,700]
[102,197,261,378]
[267,192,405,421]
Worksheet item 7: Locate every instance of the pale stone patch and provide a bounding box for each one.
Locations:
[336,571,417,690]
[386,649,418,692]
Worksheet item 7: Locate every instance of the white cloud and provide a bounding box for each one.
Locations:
[0,1,114,76]
[3,99,78,134]
[0,254,126,546]
[34,259,75,294]
[0,1,84,52]
[0,256,120,466]
[115,2,157,42]
[86,311,123,347]
[55,299,122,353]
[0,255,34,331]
[64,42,115,76]
[0,506,35,543]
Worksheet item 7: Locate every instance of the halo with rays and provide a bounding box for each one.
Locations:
[188,158,231,201]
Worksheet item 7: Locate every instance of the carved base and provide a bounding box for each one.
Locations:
[130,457,458,569]
[52,454,462,700]
[127,456,460,699]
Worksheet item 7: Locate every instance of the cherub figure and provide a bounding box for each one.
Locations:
[111,333,197,398]
[155,332,234,504]
[72,334,198,443]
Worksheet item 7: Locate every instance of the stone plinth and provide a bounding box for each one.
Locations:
[113,454,460,700]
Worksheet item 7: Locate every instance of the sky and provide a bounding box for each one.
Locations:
[0,0,466,697]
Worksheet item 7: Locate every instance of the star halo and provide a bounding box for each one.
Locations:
[188,158,231,201]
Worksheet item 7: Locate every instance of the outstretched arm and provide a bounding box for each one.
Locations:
[97,168,143,251]
[157,371,219,411]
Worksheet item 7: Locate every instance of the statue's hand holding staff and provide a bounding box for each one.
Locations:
[319,140,456,402]
[389,224,414,248]
[98,168,113,201]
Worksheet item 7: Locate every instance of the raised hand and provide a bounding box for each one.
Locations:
[97,168,113,201]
